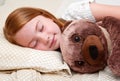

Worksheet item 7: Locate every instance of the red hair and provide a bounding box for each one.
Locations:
[4,7,65,45]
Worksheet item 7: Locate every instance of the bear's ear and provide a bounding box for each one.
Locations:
[62,21,72,31]
[102,16,120,28]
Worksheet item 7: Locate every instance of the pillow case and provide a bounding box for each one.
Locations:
[0,32,71,74]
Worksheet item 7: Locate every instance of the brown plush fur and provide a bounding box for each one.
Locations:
[60,16,120,76]
[102,16,120,76]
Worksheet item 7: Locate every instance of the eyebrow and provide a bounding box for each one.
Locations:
[27,21,39,47]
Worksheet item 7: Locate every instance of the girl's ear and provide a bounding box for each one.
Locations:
[62,21,72,31]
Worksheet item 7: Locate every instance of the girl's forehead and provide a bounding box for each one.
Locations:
[26,15,50,25]
[23,15,43,28]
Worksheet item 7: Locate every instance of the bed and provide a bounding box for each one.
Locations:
[0,0,120,81]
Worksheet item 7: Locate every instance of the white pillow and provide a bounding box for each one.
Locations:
[0,32,71,74]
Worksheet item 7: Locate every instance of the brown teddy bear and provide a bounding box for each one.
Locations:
[60,16,120,76]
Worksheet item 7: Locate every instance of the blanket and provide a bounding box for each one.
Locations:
[0,67,120,81]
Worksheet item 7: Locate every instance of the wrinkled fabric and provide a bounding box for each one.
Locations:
[62,0,96,22]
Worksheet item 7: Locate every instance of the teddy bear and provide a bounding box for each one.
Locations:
[60,16,120,76]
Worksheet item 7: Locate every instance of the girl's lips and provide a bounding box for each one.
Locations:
[49,35,56,48]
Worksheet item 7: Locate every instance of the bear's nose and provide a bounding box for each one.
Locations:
[89,45,98,60]
[82,35,104,65]
[75,61,84,66]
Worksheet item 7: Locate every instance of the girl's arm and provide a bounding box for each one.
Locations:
[90,3,120,21]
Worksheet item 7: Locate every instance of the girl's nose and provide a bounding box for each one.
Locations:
[37,33,49,44]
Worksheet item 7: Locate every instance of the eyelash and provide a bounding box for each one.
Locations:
[33,40,38,48]
[36,21,44,32]
[39,25,44,32]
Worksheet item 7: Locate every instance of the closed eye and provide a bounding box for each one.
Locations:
[32,40,38,48]
[36,21,44,32]
[39,25,44,32]
[31,40,38,48]
[29,40,38,48]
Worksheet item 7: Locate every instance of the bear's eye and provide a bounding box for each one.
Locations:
[71,34,81,43]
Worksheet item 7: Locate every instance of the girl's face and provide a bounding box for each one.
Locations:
[14,15,62,51]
